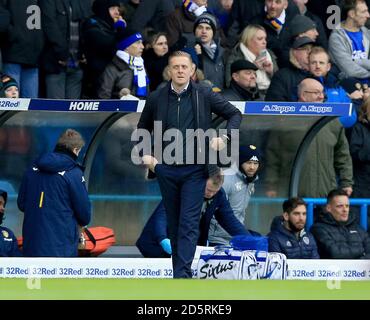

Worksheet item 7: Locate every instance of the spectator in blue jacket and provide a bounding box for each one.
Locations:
[17,129,91,257]
[136,170,250,257]
[268,197,319,259]
[0,189,21,257]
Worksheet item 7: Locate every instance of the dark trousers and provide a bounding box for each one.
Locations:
[45,67,83,99]
[155,164,206,278]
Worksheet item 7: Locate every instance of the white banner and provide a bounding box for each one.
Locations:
[0,257,370,280]
[0,98,31,111]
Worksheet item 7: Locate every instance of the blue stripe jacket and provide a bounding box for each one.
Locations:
[17,151,91,257]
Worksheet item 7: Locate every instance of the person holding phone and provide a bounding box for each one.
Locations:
[225,24,278,97]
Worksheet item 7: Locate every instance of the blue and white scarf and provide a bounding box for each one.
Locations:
[116,50,149,97]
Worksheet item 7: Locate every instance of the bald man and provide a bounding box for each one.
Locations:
[297,78,325,102]
[265,77,353,198]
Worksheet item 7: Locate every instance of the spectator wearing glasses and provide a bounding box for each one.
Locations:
[265,77,353,198]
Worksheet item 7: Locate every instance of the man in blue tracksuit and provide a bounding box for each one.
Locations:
[0,189,21,257]
[17,129,91,257]
[136,171,249,258]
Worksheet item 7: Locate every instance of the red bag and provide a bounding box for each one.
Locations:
[78,226,116,257]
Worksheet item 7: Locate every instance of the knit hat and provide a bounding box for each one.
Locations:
[193,12,217,35]
[289,15,316,38]
[181,47,199,68]
[230,59,258,74]
[239,144,261,164]
[117,27,143,51]
[291,36,315,49]
[0,75,18,97]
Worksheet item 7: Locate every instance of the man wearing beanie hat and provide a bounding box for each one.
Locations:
[209,144,261,246]
[289,15,318,42]
[223,59,261,101]
[0,74,19,98]
[82,0,126,98]
[276,13,328,68]
[0,189,21,257]
[98,27,149,99]
[193,12,225,89]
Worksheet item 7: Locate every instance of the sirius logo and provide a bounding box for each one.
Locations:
[69,101,99,111]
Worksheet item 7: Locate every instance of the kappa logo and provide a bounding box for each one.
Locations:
[250,155,259,161]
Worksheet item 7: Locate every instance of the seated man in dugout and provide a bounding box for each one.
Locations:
[136,169,250,258]
[310,189,370,259]
[268,197,319,259]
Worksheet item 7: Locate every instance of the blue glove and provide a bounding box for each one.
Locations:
[160,238,172,255]
[114,19,127,30]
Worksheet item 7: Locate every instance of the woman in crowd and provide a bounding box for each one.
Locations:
[143,31,170,91]
[225,24,278,97]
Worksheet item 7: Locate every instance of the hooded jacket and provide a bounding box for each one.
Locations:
[0,189,21,257]
[17,149,91,257]
[310,211,370,259]
[268,215,319,259]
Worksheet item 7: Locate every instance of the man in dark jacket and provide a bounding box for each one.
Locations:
[39,0,91,99]
[98,27,148,99]
[311,189,370,259]
[136,170,249,257]
[81,0,125,98]
[0,190,21,257]
[265,36,313,101]
[17,129,91,257]
[222,60,261,101]
[250,0,299,67]
[0,0,44,98]
[131,0,176,33]
[136,50,241,278]
[268,197,319,259]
